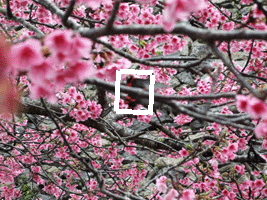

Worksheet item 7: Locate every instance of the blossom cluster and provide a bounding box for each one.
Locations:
[60,86,102,122]
[236,95,267,138]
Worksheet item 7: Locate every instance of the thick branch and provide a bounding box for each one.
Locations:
[80,23,267,41]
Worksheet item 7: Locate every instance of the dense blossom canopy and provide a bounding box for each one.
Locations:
[0,0,267,199]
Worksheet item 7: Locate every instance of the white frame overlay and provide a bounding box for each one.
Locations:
[114,69,155,115]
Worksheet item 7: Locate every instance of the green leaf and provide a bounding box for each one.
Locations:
[140,40,147,48]
[156,51,162,56]
[185,144,192,149]
[199,189,212,196]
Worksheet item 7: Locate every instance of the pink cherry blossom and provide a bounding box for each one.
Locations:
[156,176,167,193]
[179,148,189,157]
[0,186,20,199]
[253,4,265,18]
[253,171,261,177]
[255,121,267,138]
[2,1,267,199]
[197,79,211,94]
[236,95,250,112]
[247,97,267,119]
[67,60,96,82]
[44,29,73,54]
[235,164,245,175]
[163,0,207,32]
[137,115,152,123]
[67,34,93,64]
[11,39,43,70]
[263,188,267,196]
[228,143,238,152]
[222,189,229,197]
[254,179,265,189]
[222,21,235,31]
[29,82,57,103]
[80,0,112,10]
[262,139,267,149]
[92,160,101,169]
[163,189,179,200]
[31,166,41,173]
[174,114,193,125]
[241,0,252,4]
[124,142,137,155]
[180,189,195,200]
[27,60,55,86]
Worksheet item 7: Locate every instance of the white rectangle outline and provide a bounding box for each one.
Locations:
[114,69,155,115]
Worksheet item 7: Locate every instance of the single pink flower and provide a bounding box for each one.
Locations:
[11,39,43,70]
[96,63,123,82]
[179,148,189,157]
[163,189,179,200]
[236,95,250,112]
[253,4,265,18]
[28,60,55,86]
[254,179,265,189]
[29,82,57,103]
[222,189,229,197]
[253,171,261,177]
[44,29,73,53]
[229,191,236,199]
[163,0,206,32]
[156,176,167,193]
[262,188,267,196]
[67,34,93,64]
[65,61,95,82]
[247,97,267,119]
[228,143,238,152]
[180,189,195,200]
[255,121,267,138]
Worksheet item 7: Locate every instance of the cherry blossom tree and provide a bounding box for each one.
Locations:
[0,0,267,199]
